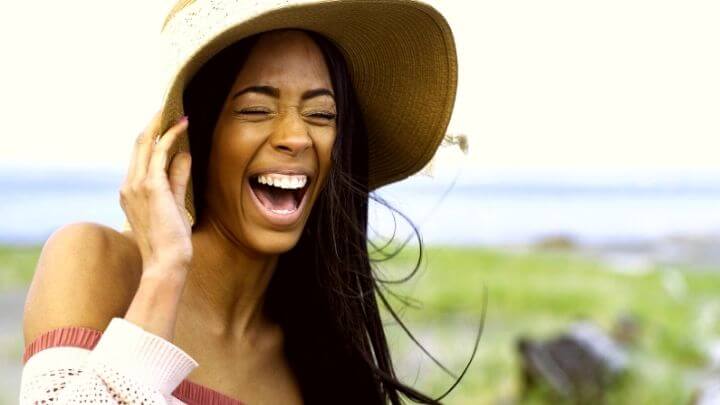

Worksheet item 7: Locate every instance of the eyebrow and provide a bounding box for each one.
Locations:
[231,85,334,101]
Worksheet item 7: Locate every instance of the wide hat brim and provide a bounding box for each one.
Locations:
[141,0,457,228]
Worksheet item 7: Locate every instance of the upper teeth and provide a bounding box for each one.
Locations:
[257,173,307,189]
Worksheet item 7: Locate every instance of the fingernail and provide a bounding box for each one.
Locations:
[177,115,188,125]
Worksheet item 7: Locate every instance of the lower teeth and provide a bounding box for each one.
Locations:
[270,208,295,215]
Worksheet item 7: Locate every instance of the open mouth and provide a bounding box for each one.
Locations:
[248,172,311,218]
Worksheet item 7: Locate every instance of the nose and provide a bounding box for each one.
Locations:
[270,109,313,157]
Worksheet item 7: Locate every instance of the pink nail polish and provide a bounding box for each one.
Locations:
[177,115,188,124]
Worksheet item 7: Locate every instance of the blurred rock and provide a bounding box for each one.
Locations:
[517,321,629,404]
[534,234,578,251]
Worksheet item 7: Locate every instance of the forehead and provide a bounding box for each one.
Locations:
[234,30,332,91]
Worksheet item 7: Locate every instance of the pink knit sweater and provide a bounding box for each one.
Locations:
[20,317,245,404]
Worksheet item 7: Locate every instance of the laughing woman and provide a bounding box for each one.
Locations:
[20,1,478,404]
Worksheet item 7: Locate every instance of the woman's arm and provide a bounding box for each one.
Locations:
[119,111,193,342]
[20,317,197,404]
[125,261,188,342]
[21,111,194,403]
[21,223,197,404]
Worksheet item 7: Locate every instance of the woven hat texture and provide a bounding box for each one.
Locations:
[125,0,457,230]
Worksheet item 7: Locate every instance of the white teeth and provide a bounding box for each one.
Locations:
[270,208,296,215]
[256,173,307,189]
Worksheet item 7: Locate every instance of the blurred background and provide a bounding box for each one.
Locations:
[1,0,719,404]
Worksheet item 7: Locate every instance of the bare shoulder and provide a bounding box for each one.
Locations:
[23,221,143,346]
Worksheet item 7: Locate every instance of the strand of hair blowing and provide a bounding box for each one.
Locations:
[296,30,485,404]
[182,29,484,405]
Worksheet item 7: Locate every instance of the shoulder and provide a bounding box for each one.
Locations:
[23,221,143,347]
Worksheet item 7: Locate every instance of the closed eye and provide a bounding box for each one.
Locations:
[237,109,269,115]
[309,112,336,120]
[234,109,335,120]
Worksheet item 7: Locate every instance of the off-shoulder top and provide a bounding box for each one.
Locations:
[19,316,245,404]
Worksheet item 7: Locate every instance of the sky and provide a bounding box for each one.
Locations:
[1,0,718,175]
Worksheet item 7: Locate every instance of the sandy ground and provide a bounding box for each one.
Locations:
[0,287,28,405]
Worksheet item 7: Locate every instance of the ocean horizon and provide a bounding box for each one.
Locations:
[2,165,719,247]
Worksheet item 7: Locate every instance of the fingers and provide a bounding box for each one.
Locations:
[118,113,192,268]
[148,116,189,184]
[168,151,192,207]
[126,110,162,184]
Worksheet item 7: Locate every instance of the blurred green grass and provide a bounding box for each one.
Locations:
[376,246,720,404]
[0,245,41,292]
[3,244,720,403]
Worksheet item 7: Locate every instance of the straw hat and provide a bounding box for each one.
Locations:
[125,0,457,230]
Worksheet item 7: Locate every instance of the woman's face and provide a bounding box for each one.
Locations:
[203,29,337,255]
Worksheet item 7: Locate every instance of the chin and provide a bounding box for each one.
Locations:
[244,227,305,255]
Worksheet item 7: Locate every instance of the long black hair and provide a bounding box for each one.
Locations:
[182,29,483,404]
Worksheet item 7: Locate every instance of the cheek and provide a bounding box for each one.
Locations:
[218,123,270,159]
[222,123,267,150]
[311,129,337,191]
[314,128,336,164]
[212,129,262,187]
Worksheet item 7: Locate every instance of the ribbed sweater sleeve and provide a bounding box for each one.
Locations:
[19,317,199,404]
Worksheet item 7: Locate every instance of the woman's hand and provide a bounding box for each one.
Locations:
[119,110,193,276]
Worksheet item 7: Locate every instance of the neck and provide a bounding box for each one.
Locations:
[179,214,278,343]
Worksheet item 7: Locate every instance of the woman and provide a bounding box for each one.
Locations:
[20,1,479,404]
